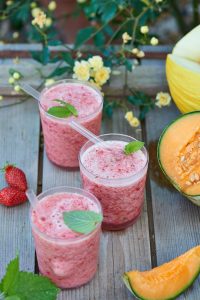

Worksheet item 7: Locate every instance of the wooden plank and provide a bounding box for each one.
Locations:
[0,44,172,59]
[0,96,40,278]
[42,106,151,300]
[145,104,200,299]
[0,58,168,97]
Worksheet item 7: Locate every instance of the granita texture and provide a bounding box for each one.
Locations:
[80,140,148,230]
[31,192,101,288]
[39,81,103,168]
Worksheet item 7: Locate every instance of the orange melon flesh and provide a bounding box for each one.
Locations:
[124,246,200,300]
[158,112,200,196]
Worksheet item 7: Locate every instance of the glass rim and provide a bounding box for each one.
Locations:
[30,186,102,244]
[38,79,103,122]
[79,133,149,184]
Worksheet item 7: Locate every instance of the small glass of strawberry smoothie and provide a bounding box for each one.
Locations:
[79,134,148,231]
[39,79,103,168]
[30,186,102,289]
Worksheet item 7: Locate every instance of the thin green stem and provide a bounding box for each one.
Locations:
[34,26,48,46]
[106,18,131,46]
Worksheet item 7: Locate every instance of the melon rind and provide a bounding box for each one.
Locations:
[157,111,200,206]
[123,246,200,300]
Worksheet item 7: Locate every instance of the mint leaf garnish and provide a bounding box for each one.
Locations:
[47,99,78,118]
[124,141,144,155]
[63,210,103,234]
[0,256,60,300]
[47,106,72,118]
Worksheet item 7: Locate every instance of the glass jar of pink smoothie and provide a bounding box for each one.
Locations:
[39,79,103,168]
[30,186,102,289]
[79,134,148,231]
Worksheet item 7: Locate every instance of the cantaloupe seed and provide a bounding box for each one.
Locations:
[176,130,200,189]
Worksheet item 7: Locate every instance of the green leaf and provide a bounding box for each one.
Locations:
[53,100,78,117]
[7,272,59,300]
[62,53,74,67]
[47,66,71,78]
[125,60,133,72]
[47,106,72,118]
[0,255,60,300]
[74,26,95,49]
[94,31,105,47]
[48,40,62,46]
[101,2,117,22]
[124,141,144,155]
[0,256,19,295]
[63,210,103,234]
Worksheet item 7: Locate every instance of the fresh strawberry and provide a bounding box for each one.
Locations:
[3,164,27,192]
[0,187,27,207]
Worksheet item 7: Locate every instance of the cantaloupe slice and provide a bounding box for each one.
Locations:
[157,111,200,205]
[123,245,200,300]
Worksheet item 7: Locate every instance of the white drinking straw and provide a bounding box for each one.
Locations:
[26,189,39,208]
[20,83,105,146]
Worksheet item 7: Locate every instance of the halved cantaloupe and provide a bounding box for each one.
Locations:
[123,245,200,300]
[157,111,200,205]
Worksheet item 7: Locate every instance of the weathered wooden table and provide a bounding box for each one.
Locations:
[0,45,199,300]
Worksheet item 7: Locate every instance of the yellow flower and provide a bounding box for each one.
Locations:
[6,0,13,5]
[12,32,19,39]
[73,60,90,81]
[94,67,111,85]
[129,117,140,127]
[32,11,46,28]
[131,48,139,55]
[122,32,132,44]
[45,79,55,86]
[140,26,149,34]
[31,7,41,18]
[150,37,159,46]
[8,77,15,84]
[137,50,145,58]
[14,85,21,92]
[125,111,140,127]
[156,92,171,108]
[48,1,57,11]
[155,0,163,3]
[30,2,37,8]
[77,0,87,2]
[125,111,134,122]
[13,72,20,80]
[45,17,52,27]
[88,56,103,71]
[0,95,3,101]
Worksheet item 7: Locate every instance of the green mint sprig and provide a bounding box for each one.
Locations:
[63,210,103,234]
[124,141,144,155]
[47,99,78,118]
[0,256,60,300]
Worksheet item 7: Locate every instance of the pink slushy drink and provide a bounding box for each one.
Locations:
[39,80,103,168]
[31,187,102,288]
[79,134,148,231]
